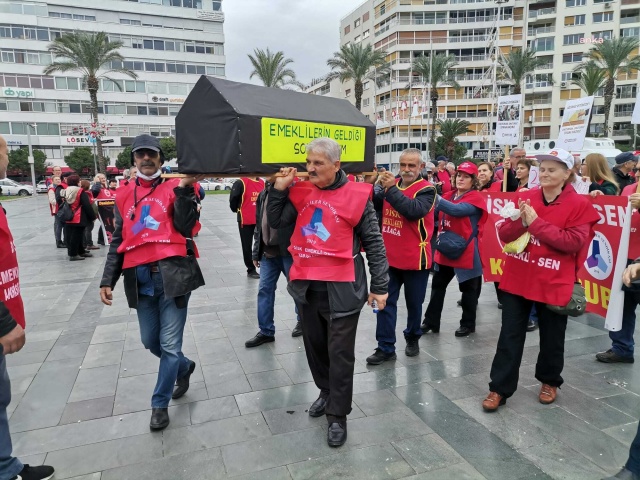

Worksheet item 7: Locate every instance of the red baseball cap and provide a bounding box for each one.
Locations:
[457,161,478,176]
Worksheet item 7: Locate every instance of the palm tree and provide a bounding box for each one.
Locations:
[412,54,460,161]
[44,32,136,172]
[248,48,303,89]
[437,119,472,161]
[581,37,640,135]
[498,48,548,95]
[571,61,607,134]
[326,43,388,111]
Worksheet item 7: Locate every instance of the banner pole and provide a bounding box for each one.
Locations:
[502,145,510,192]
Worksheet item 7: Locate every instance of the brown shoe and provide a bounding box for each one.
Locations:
[539,384,557,404]
[482,391,505,412]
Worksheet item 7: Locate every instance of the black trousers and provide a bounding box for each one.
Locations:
[300,289,359,422]
[489,291,568,398]
[83,221,94,247]
[238,223,256,273]
[423,265,481,330]
[65,224,86,257]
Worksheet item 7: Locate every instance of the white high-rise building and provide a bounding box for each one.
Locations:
[308,0,639,170]
[0,0,225,167]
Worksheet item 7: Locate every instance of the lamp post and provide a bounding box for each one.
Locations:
[26,123,37,195]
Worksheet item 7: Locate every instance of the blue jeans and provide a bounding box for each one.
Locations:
[136,272,191,408]
[0,353,22,480]
[257,255,297,336]
[627,421,640,474]
[610,289,640,358]
[376,267,429,354]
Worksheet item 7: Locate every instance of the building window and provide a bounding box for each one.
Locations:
[533,37,554,52]
[566,0,586,6]
[212,0,221,10]
[345,89,351,96]
[622,27,640,38]
[593,12,614,23]
[593,30,613,40]
[344,25,350,35]
[565,14,585,26]
[563,33,584,45]
[354,35,360,43]
[563,52,583,63]
[363,12,369,22]
[354,18,360,28]
[363,29,370,39]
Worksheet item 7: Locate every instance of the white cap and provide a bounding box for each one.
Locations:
[534,148,575,169]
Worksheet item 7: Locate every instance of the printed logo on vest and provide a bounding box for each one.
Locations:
[584,231,613,281]
[132,205,160,235]
[301,208,331,241]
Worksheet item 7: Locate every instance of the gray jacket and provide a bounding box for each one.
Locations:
[267,170,389,319]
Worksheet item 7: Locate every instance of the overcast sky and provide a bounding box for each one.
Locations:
[222,0,366,86]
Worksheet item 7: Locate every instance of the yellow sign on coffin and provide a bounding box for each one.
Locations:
[261,118,366,164]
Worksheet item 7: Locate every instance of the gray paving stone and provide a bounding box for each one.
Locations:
[101,447,225,480]
[401,462,485,479]
[234,346,283,374]
[428,376,486,401]
[69,365,119,403]
[234,382,320,415]
[81,341,124,369]
[603,421,639,446]
[392,433,465,474]
[202,360,252,398]
[274,351,313,384]
[287,443,416,480]
[519,441,608,480]
[602,392,640,417]
[352,389,412,417]
[262,402,364,435]
[188,395,240,425]
[246,369,293,391]
[90,323,127,344]
[59,396,114,425]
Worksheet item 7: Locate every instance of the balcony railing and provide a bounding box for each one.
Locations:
[621,16,640,24]
[528,26,555,36]
[529,8,556,18]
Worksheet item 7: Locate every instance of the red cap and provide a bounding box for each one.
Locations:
[457,161,478,176]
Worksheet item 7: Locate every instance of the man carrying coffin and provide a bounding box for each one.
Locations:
[367,148,436,364]
[230,177,265,279]
[99,134,204,431]
[268,137,389,448]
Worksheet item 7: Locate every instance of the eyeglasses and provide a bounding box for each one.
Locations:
[133,149,160,159]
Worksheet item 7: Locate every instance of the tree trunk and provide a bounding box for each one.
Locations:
[430,93,438,161]
[354,80,363,111]
[88,77,106,173]
[603,78,615,137]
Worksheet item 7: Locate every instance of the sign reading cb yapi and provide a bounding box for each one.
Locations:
[1,87,35,98]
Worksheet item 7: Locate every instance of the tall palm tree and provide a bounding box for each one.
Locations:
[571,61,607,134]
[498,48,548,95]
[248,48,303,89]
[44,32,136,172]
[437,119,472,161]
[581,37,640,135]
[326,43,388,111]
[412,54,460,161]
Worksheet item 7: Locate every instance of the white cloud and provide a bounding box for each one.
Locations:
[222,0,365,86]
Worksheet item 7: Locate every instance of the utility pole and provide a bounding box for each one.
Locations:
[26,124,37,195]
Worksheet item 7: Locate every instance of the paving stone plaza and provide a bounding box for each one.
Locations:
[3,193,639,480]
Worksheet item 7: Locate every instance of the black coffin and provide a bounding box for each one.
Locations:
[175,76,376,175]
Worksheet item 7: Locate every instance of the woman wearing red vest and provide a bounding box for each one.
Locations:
[268,137,388,448]
[478,160,518,192]
[422,161,488,337]
[229,177,265,278]
[483,149,599,412]
[62,175,96,261]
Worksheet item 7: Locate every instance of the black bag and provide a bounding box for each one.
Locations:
[158,239,205,298]
[434,217,478,260]
[56,201,75,222]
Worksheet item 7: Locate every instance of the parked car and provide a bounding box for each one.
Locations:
[210,178,235,190]
[199,179,217,191]
[36,181,48,193]
[0,179,34,196]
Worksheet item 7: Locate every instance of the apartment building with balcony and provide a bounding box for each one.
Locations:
[308,0,639,169]
[0,0,225,165]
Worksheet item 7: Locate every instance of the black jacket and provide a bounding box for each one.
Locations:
[267,170,389,319]
[229,179,244,223]
[100,182,199,309]
[373,179,436,270]
[613,167,635,194]
[252,183,295,260]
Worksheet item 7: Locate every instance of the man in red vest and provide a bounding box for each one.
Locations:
[0,134,56,480]
[268,137,389,448]
[230,177,265,278]
[366,149,436,365]
[100,134,205,431]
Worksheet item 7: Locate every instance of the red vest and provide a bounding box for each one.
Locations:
[499,186,599,305]
[434,190,487,269]
[622,183,640,260]
[382,178,435,270]
[288,181,372,282]
[116,178,188,269]
[239,178,265,226]
[347,174,356,182]
[0,208,25,328]
[66,190,83,224]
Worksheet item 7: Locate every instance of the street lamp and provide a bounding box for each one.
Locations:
[26,123,37,196]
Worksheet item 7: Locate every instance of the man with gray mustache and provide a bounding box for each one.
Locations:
[367,148,436,365]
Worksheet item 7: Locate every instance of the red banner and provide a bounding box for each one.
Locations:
[479,192,629,319]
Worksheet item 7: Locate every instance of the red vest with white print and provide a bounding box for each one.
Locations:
[0,207,25,328]
[239,178,265,226]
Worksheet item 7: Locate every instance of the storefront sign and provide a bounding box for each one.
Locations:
[147,94,186,104]
[62,136,121,146]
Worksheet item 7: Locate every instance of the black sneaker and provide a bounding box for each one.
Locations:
[457,299,462,307]
[526,319,538,332]
[366,348,396,365]
[421,323,439,334]
[172,360,196,399]
[405,339,420,357]
[596,349,634,364]
[291,322,303,337]
[69,256,85,261]
[245,332,275,348]
[12,464,55,480]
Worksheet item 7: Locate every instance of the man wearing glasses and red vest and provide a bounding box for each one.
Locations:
[366,148,436,365]
[268,137,389,448]
[230,177,265,279]
[99,134,205,431]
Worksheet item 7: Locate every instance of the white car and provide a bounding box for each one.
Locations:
[0,179,34,196]
[36,181,48,193]
[203,178,235,191]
